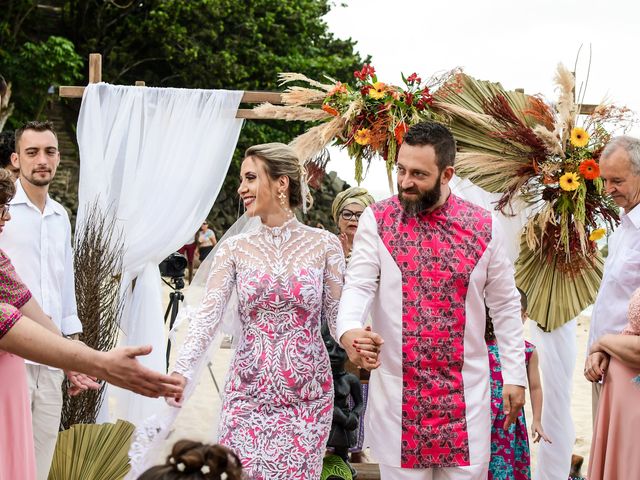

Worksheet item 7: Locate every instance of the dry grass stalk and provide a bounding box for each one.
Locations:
[554,64,576,144]
[61,201,124,429]
[278,72,333,91]
[281,86,328,106]
[290,116,346,164]
[252,103,330,121]
[533,125,563,156]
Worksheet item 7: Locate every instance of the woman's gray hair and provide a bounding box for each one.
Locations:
[244,142,312,210]
[601,135,640,175]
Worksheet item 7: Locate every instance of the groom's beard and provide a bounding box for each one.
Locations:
[398,180,442,216]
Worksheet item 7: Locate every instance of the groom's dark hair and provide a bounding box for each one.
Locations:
[403,121,456,171]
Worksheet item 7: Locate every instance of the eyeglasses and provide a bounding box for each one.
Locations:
[0,204,10,220]
[340,209,362,221]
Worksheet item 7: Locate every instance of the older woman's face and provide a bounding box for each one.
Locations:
[0,203,11,234]
[337,202,365,236]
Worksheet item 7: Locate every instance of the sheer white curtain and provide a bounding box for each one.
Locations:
[451,176,576,478]
[76,83,243,425]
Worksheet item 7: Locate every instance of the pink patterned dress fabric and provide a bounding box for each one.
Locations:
[0,249,36,480]
[371,195,492,469]
[174,218,345,479]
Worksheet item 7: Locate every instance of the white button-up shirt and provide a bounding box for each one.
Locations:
[0,180,81,344]
[588,205,640,350]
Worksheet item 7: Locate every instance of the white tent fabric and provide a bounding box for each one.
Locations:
[76,82,243,425]
[451,176,577,478]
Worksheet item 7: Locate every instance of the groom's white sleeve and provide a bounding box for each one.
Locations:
[336,207,381,344]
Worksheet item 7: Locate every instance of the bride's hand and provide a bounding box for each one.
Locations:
[165,372,187,407]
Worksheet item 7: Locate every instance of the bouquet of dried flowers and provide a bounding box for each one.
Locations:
[253,64,455,191]
[436,65,634,330]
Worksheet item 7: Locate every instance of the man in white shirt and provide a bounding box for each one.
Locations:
[585,135,640,417]
[336,122,526,480]
[2,120,82,480]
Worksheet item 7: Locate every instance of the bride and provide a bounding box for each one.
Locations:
[168,143,347,479]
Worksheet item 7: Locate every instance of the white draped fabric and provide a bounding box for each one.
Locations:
[451,176,577,478]
[76,82,243,425]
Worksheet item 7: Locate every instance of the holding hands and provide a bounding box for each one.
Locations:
[340,326,384,370]
[584,344,610,383]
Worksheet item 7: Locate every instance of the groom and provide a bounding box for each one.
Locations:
[337,121,526,479]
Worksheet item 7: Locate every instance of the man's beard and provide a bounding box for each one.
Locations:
[398,180,441,216]
[25,170,53,187]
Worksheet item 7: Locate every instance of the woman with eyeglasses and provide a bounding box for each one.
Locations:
[332,187,375,263]
[330,186,375,464]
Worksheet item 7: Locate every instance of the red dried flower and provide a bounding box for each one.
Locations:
[360,85,371,96]
[407,73,421,84]
[394,122,408,144]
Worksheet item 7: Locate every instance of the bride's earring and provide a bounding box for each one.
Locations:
[279,191,292,217]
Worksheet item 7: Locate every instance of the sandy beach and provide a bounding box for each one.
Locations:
[159,284,595,476]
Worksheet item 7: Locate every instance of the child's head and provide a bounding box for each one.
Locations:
[137,440,243,480]
[484,287,529,341]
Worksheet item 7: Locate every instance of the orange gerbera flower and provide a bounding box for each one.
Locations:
[368,82,386,100]
[321,104,339,116]
[354,128,371,145]
[578,159,600,180]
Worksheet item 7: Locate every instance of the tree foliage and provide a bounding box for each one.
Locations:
[0,0,369,230]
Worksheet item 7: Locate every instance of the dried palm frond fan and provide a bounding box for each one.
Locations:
[48,420,135,480]
[61,201,125,428]
[435,67,630,330]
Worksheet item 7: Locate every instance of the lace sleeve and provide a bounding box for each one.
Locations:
[173,240,236,380]
[322,233,345,340]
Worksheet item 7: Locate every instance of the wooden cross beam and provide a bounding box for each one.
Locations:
[59,54,288,119]
[61,54,598,118]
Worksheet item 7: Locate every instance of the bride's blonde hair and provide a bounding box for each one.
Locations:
[244,143,313,210]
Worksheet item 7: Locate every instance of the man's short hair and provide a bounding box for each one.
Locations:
[14,120,58,151]
[402,121,457,171]
[0,130,14,168]
[601,135,640,175]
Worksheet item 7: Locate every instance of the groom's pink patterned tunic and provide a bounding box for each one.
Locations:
[336,194,526,471]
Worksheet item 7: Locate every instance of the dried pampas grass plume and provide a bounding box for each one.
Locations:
[533,125,564,157]
[290,116,346,165]
[252,103,330,121]
[278,73,333,91]
[554,64,577,143]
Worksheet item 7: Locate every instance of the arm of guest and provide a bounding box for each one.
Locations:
[484,220,527,387]
[337,208,383,366]
[591,333,640,369]
[20,297,60,335]
[0,308,183,398]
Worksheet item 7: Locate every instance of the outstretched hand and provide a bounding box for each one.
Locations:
[165,373,188,407]
[66,370,101,396]
[340,326,384,370]
[99,345,184,398]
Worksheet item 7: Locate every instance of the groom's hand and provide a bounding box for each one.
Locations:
[340,327,384,370]
[502,384,525,430]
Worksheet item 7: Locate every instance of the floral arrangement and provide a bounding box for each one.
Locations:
[252,64,455,190]
[437,65,634,330]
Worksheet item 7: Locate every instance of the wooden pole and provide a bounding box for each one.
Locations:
[88,53,102,84]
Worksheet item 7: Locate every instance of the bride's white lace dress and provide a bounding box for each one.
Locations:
[174,217,345,479]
